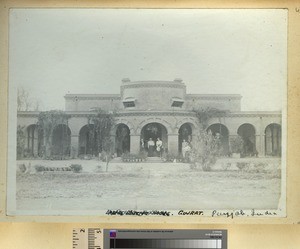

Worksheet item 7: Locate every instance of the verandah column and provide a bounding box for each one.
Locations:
[168,133,179,155]
[130,134,140,155]
[70,134,79,158]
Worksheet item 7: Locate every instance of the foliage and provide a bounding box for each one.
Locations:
[189,129,222,171]
[88,109,115,154]
[70,164,82,173]
[35,165,46,172]
[17,125,26,159]
[236,162,250,171]
[229,135,244,154]
[37,110,70,158]
[88,109,115,171]
[18,164,27,173]
[193,107,228,129]
[17,87,42,111]
[189,107,228,171]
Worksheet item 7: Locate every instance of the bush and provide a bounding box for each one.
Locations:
[70,164,82,173]
[229,135,244,154]
[35,165,46,172]
[236,162,250,171]
[252,162,267,173]
[18,164,27,173]
[190,129,222,171]
[222,162,231,171]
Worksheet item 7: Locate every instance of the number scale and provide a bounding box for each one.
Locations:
[73,228,103,249]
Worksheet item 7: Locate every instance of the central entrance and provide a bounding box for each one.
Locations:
[140,122,168,157]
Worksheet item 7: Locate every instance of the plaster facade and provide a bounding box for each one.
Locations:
[17,79,282,158]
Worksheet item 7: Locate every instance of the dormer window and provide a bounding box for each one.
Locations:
[123,97,136,108]
[171,97,184,108]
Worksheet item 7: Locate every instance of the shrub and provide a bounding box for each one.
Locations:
[190,129,222,171]
[252,162,267,173]
[229,135,244,154]
[236,162,250,171]
[18,164,27,173]
[222,162,231,171]
[70,164,82,173]
[35,165,46,172]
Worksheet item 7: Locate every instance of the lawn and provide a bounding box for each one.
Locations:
[16,158,282,211]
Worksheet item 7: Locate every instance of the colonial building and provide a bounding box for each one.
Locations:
[17,78,282,158]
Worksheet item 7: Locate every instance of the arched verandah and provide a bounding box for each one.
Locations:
[178,123,193,152]
[26,124,43,157]
[52,124,71,157]
[207,123,229,156]
[140,122,168,157]
[78,124,98,156]
[265,123,281,157]
[237,123,257,157]
[115,123,130,157]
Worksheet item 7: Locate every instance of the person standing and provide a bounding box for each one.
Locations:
[147,138,155,157]
[156,137,163,157]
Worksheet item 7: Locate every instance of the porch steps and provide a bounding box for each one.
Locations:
[111,157,164,163]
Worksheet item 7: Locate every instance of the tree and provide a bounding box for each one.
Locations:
[190,129,222,171]
[17,87,42,111]
[88,109,115,171]
[37,110,70,158]
[193,107,227,129]
[229,135,244,155]
[190,108,227,170]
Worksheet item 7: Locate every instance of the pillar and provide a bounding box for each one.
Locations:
[259,117,265,157]
[71,135,79,158]
[130,134,140,155]
[33,128,39,156]
[168,134,179,155]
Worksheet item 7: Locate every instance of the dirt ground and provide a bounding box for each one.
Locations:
[16,158,282,211]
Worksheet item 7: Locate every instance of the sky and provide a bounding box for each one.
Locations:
[9,9,287,111]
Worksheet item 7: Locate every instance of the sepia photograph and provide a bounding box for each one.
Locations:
[7,9,287,216]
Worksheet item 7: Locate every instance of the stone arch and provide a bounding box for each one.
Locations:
[140,122,168,157]
[52,124,71,157]
[25,124,41,157]
[237,123,257,157]
[178,123,194,152]
[115,123,131,156]
[78,124,97,156]
[265,123,281,156]
[175,118,198,134]
[136,117,172,134]
[113,119,135,135]
[207,123,230,156]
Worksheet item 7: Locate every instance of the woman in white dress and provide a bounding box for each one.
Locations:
[156,137,163,157]
[147,138,155,157]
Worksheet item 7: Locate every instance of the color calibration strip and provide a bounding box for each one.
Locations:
[110,239,222,249]
[73,228,103,249]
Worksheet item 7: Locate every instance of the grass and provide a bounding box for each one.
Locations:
[16,159,282,211]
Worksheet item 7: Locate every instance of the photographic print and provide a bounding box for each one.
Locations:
[7,9,287,216]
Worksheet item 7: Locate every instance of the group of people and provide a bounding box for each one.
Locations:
[140,137,163,157]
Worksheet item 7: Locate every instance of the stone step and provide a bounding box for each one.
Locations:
[111,157,164,163]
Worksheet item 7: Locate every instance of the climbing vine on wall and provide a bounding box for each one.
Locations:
[87,109,116,154]
[37,110,70,158]
[192,107,228,129]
